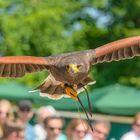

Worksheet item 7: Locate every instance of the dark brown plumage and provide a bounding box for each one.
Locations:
[0,36,140,100]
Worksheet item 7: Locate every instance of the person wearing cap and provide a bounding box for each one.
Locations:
[120,112,140,140]
[16,100,35,140]
[34,106,57,140]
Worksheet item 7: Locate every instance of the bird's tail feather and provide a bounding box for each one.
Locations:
[28,90,39,93]
[29,74,67,100]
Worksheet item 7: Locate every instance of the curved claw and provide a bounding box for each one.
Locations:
[65,87,78,100]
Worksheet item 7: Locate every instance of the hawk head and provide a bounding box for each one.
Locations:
[67,63,81,74]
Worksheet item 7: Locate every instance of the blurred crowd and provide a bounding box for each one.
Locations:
[0,99,140,140]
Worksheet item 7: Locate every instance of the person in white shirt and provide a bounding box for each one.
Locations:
[121,112,140,140]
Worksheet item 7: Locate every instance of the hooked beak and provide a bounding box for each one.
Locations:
[68,64,79,73]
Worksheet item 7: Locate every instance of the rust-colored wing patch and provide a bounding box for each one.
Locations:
[91,36,140,64]
[0,56,50,77]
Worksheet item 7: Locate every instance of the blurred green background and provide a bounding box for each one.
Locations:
[0,0,140,89]
[0,0,140,139]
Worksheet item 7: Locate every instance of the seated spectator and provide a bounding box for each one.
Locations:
[44,116,67,140]
[120,112,140,140]
[91,120,111,140]
[1,121,25,140]
[34,106,57,140]
[0,100,13,139]
[16,100,35,140]
[66,119,90,140]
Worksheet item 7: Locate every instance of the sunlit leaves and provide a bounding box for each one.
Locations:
[0,0,139,88]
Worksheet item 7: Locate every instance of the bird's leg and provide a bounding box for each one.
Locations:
[77,95,93,132]
[64,84,93,131]
[83,86,93,117]
[77,82,93,117]
[65,85,78,100]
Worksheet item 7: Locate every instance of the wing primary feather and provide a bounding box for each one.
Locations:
[31,64,37,72]
[94,36,140,58]
[21,64,26,76]
[132,45,140,55]
[32,64,41,71]
[111,51,119,61]
[16,64,22,77]
[97,56,104,63]
[10,64,17,77]
[92,43,140,65]
[0,56,50,77]
[1,64,11,77]
[91,36,140,65]
[19,64,26,77]
[0,64,5,77]
[103,53,112,62]
[25,64,34,73]
[92,58,98,64]
[6,64,11,77]
[124,47,132,58]
[38,65,47,71]
[118,48,125,60]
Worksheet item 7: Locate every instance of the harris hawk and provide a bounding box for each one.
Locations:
[0,36,140,130]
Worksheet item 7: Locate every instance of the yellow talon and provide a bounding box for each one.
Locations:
[65,87,78,100]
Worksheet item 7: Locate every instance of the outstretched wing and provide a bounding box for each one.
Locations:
[91,36,140,65]
[0,56,52,77]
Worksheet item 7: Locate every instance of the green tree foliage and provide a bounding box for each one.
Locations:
[0,0,140,88]
[91,0,140,88]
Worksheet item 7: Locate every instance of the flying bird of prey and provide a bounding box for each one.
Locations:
[0,36,140,130]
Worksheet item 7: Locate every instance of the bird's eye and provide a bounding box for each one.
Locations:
[77,65,82,69]
[66,65,70,69]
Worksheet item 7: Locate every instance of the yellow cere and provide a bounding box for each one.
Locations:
[69,64,79,73]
